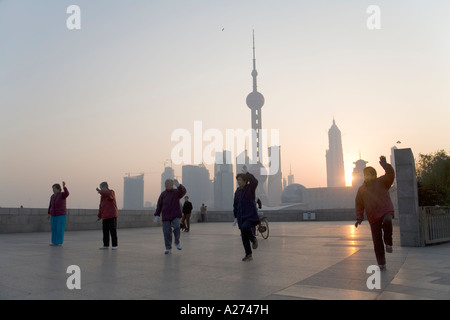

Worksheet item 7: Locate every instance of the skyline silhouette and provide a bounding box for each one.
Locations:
[1,1,449,209]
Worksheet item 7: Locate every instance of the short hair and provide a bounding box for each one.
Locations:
[236,173,248,182]
[100,181,109,189]
[165,179,174,184]
[52,184,61,191]
[363,167,377,177]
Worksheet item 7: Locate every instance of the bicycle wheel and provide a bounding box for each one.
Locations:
[258,219,269,239]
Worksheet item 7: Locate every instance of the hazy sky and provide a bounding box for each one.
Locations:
[1,0,449,209]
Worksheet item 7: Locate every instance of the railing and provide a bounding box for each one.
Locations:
[421,206,450,245]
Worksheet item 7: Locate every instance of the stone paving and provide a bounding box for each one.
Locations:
[1,221,449,300]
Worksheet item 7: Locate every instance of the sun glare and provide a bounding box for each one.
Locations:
[345,170,353,187]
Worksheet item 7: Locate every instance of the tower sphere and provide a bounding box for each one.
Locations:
[246,91,265,110]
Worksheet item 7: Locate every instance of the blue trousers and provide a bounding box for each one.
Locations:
[50,215,66,245]
[162,218,180,250]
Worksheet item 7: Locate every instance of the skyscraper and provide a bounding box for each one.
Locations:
[161,163,175,192]
[181,164,211,210]
[267,146,282,206]
[214,151,234,210]
[326,119,345,187]
[123,174,144,210]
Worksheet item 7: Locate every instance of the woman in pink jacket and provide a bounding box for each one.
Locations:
[48,181,70,246]
[97,182,119,250]
[355,156,395,270]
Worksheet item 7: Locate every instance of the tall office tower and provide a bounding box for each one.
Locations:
[267,146,282,206]
[245,30,268,204]
[161,163,175,192]
[123,174,144,210]
[326,118,346,187]
[214,151,234,210]
[181,164,211,210]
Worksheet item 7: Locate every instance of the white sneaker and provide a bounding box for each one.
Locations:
[176,244,182,250]
[99,246,108,250]
[112,246,118,250]
[165,249,171,254]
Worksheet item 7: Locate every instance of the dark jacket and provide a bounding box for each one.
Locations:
[355,163,395,224]
[182,200,193,214]
[48,187,70,216]
[98,189,118,220]
[233,172,259,228]
[155,184,187,221]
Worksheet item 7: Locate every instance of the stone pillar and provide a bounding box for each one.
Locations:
[394,148,423,246]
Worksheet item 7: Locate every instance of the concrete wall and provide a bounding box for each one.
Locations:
[0,207,358,233]
[0,208,201,234]
[205,209,356,222]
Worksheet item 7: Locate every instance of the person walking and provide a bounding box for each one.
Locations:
[355,156,395,270]
[200,203,207,222]
[48,181,70,246]
[97,182,119,250]
[154,179,187,254]
[233,166,259,261]
[181,196,193,232]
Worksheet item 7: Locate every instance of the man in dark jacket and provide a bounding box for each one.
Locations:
[181,196,193,232]
[154,179,187,254]
[355,156,395,270]
[233,166,259,261]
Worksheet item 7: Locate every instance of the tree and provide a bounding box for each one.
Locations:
[416,150,450,206]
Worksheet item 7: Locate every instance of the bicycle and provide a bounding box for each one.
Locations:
[254,214,269,239]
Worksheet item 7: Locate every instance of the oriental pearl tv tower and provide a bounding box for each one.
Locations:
[246,30,268,205]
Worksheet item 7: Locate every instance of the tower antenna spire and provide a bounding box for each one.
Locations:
[252,29,256,69]
[251,29,258,92]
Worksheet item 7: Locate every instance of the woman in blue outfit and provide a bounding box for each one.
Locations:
[233,166,259,261]
[47,181,70,246]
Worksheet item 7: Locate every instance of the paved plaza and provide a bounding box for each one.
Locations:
[1,221,450,300]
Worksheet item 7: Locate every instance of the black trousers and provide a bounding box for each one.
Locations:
[102,217,118,247]
[369,214,393,266]
[241,219,258,256]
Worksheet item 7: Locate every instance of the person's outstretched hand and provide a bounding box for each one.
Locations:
[379,155,387,167]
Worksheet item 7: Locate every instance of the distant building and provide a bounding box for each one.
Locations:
[303,187,356,210]
[214,151,234,210]
[326,118,345,187]
[182,164,211,210]
[352,157,368,187]
[281,183,306,203]
[287,164,294,186]
[161,165,175,192]
[267,146,282,206]
[123,174,144,210]
[280,183,356,210]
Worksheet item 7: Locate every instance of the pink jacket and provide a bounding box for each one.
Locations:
[98,189,118,220]
[48,187,70,216]
[355,164,395,224]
